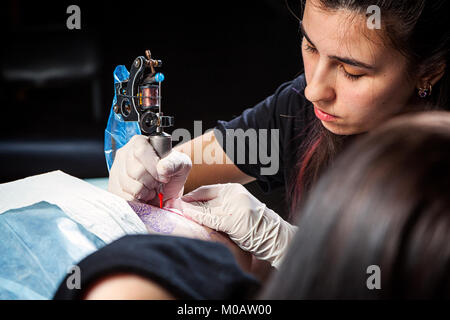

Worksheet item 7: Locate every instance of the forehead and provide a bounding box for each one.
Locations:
[303,0,390,67]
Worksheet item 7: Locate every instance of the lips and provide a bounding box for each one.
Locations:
[313,105,339,122]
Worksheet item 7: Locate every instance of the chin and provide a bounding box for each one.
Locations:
[320,120,365,136]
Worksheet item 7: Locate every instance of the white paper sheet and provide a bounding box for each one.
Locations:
[0,171,147,243]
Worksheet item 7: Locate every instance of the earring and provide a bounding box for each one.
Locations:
[418,83,433,98]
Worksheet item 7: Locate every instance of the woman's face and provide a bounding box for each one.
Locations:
[302,0,417,135]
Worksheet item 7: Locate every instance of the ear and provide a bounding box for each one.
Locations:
[416,62,447,89]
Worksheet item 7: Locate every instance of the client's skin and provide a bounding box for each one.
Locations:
[128,198,254,272]
[84,273,175,300]
[82,200,254,300]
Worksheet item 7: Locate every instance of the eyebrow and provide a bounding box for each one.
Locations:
[299,21,376,70]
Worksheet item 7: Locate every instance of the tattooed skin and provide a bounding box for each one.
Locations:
[128,201,175,234]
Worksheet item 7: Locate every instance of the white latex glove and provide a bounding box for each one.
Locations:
[179,183,298,268]
[108,135,192,205]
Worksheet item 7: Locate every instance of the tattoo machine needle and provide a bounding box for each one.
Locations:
[158,183,164,209]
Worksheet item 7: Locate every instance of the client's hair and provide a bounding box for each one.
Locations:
[262,111,450,299]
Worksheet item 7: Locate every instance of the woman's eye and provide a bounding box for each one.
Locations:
[303,40,318,54]
[340,65,364,81]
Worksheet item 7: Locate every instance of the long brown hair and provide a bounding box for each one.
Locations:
[288,0,450,219]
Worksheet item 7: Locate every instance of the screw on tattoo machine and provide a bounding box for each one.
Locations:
[113,49,174,207]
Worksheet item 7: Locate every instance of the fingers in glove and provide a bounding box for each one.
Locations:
[181,184,224,202]
[132,135,168,184]
[126,151,161,191]
[181,202,223,231]
[156,151,192,181]
[120,163,156,201]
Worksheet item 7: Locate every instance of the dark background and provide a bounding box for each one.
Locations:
[0,0,303,215]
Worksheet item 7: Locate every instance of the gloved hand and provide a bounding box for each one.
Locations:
[108,135,192,205]
[178,183,297,268]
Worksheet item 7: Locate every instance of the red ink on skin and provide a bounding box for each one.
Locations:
[163,207,189,219]
[152,197,195,222]
[158,193,163,208]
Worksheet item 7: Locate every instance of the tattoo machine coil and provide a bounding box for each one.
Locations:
[113,49,174,159]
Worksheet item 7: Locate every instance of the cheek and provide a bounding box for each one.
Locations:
[379,76,414,107]
[337,84,374,120]
[365,76,412,118]
[339,77,410,125]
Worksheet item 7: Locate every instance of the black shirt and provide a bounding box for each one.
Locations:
[53,234,260,300]
[215,73,314,194]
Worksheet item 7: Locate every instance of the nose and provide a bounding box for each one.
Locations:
[304,61,336,104]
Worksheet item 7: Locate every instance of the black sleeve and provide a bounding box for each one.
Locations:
[53,234,260,300]
[214,74,310,193]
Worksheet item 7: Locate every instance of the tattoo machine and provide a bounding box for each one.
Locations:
[113,50,174,207]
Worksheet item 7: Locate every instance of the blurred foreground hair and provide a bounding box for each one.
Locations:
[264,111,450,299]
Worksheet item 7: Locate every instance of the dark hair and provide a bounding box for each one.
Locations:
[288,0,450,218]
[263,111,450,299]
